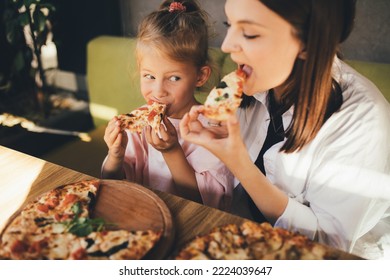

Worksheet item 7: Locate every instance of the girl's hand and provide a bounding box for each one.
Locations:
[145,116,180,153]
[179,105,247,168]
[103,117,128,159]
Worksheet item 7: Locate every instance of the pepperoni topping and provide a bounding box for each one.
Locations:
[10,240,28,254]
[37,204,49,213]
[71,248,87,260]
[47,198,59,209]
[148,110,158,122]
[63,194,78,206]
[54,213,71,222]
[28,238,48,254]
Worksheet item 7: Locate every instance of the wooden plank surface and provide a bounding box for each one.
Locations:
[0,145,362,260]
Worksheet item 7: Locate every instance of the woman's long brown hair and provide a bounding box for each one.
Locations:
[242,0,356,153]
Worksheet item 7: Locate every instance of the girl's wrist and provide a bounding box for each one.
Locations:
[160,142,181,154]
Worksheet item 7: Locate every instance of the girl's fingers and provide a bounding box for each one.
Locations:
[159,126,170,142]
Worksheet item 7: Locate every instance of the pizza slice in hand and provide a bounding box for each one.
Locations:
[117,101,167,134]
[202,69,246,121]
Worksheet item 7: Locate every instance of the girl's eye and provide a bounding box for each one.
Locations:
[169,76,180,82]
[143,74,155,80]
[223,21,231,28]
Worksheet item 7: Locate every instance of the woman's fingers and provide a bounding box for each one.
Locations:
[226,114,240,140]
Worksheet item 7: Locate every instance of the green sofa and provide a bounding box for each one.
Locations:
[86,36,237,127]
[42,35,390,178]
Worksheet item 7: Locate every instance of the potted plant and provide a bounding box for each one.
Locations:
[0,0,56,119]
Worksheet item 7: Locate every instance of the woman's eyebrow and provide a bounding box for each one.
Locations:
[236,19,267,28]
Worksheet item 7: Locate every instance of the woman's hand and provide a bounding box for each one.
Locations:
[103,117,128,160]
[145,116,180,153]
[179,105,248,169]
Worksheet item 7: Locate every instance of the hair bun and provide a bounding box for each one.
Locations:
[169,2,186,13]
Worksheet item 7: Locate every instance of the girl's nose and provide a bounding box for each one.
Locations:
[153,82,167,98]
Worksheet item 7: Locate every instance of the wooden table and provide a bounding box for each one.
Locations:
[0,145,244,256]
[0,145,360,259]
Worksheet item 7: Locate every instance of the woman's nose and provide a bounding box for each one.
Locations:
[221,30,241,53]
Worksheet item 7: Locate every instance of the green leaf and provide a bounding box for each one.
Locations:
[71,202,82,216]
[33,9,46,33]
[13,51,26,72]
[58,202,114,237]
[18,12,30,27]
[14,0,25,10]
[68,222,94,237]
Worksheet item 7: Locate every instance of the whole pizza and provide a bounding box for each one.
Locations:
[0,180,162,260]
[175,221,355,260]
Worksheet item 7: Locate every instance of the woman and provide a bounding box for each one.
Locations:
[180,0,390,259]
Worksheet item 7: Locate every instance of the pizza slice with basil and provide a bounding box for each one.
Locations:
[202,69,246,121]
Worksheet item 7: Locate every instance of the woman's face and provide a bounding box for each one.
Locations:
[222,0,303,95]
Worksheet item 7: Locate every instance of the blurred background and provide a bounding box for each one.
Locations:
[0,0,389,176]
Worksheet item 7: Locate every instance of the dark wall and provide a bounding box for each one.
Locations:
[341,0,390,63]
[52,0,122,74]
[120,0,390,63]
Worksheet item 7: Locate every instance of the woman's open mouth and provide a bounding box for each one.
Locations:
[240,64,253,78]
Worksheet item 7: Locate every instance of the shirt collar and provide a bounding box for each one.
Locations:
[252,91,294,117]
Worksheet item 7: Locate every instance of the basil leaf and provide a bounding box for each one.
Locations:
[68,222,93,237]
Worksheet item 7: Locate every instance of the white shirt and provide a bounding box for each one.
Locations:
[233,58,390,259]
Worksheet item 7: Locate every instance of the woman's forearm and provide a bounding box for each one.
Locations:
[227,151,288,224]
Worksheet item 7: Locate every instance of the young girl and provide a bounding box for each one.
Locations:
[101,0,233,211]
[180,0,390,259]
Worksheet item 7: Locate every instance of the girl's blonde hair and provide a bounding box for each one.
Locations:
[136,0,210,70]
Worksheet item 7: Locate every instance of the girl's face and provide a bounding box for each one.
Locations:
[222,0,303,96]
[139,51,209,119]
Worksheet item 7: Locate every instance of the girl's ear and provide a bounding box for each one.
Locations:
[196,65,211,87]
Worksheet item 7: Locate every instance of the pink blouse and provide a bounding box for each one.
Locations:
[115,116,233,211]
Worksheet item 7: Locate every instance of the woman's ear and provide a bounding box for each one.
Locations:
[196,65,211,87]
[298,45,307,60]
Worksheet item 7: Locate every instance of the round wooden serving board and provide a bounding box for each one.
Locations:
[93,180,174,259]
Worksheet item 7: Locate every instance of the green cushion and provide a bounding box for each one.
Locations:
[346,60,390,102]
[87,36,144,126]
[87,36,237,124]
[87,36,390,128]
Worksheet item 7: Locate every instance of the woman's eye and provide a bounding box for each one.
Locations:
[223,21,231,28]
[243,33,260,39]
[169,76,180,82]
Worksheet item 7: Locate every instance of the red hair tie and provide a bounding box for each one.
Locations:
[169,2,186,13]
